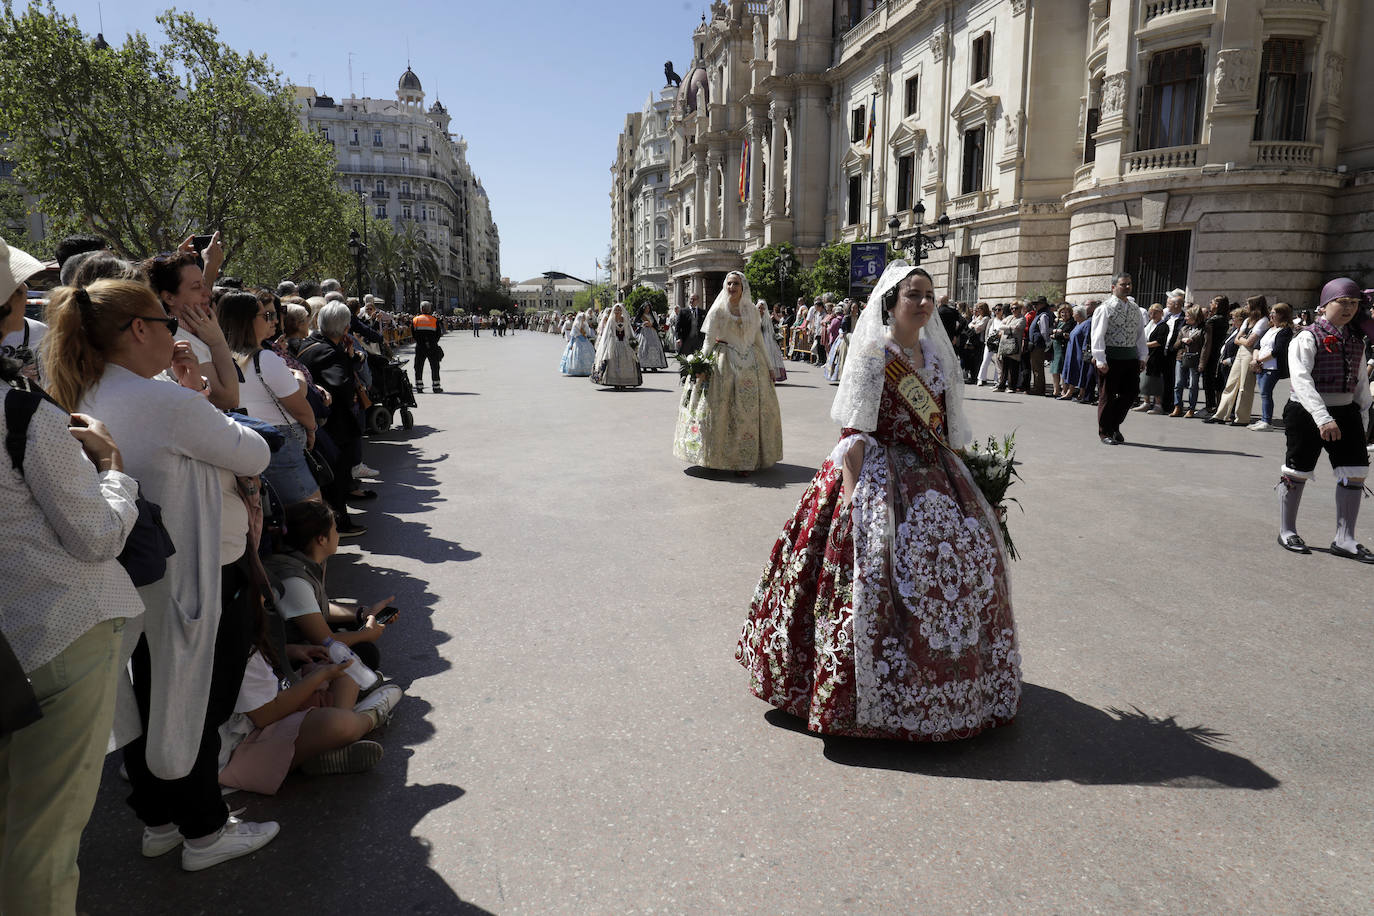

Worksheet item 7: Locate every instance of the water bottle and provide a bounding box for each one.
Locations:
[323,638,379,690]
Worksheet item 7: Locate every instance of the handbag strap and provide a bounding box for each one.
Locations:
[248,349,297,432]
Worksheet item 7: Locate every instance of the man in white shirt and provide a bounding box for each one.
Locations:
[1090,272,1148,445]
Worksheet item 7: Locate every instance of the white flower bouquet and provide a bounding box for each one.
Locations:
[959,433,1022,560]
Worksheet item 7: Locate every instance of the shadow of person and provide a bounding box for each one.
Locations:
[1121,442,1263,458]
[763,683,1279,789]
[684,463,817,488]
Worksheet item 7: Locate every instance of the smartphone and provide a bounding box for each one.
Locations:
[191,234,215,254]
[373,606,399,626]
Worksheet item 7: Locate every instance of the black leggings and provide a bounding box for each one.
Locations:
[124,562,253,839]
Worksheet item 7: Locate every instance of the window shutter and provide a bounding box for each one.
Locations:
[1136,83,1154,150]
[1291,71,1311,141]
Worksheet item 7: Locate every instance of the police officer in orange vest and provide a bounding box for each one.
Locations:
[412,301,444,393]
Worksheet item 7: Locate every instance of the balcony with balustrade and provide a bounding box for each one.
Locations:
[1122,144,1204,174]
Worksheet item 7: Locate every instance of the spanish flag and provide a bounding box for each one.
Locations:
[866,93,876,147]
[738,138,750,204]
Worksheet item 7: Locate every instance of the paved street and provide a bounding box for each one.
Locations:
[78,331,1372,915]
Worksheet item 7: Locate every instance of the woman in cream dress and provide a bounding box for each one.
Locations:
[673,271,783,472]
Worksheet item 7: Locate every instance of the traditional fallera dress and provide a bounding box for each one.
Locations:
[560,323,596,376]
[637,315,669,371]
[738,324,1020,741]
[760,310,788,382]
[592,315,643,388]
[823,319,851,384]
[673,291,783,471]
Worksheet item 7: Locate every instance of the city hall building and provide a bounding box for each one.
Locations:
[610,0,1371,310]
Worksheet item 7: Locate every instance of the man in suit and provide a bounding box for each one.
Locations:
[674,293,705,353]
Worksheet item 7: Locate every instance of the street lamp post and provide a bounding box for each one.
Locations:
[776,248,796,309]
[399,263,413,311]
[356,191,370,295]
[347,230,367,299]
[888,202,951,267]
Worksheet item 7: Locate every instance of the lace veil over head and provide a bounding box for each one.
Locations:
[701,270,764,352]
[829,260,971,447]
[594,302,629,363]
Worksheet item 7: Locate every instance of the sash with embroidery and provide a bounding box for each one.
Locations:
[884,353,946,444]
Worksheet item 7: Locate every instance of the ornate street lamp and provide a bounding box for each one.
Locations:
[398,263,413,310]
[347,230,368,298]
[776,247,796,308]
[888,202,950,266]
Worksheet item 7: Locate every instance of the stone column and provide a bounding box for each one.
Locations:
[706,147,723,238]
[1090,0,1132,181]
[767,96,791,222]
[693,164,707,243]
[746,111,765,234]
[1209,0,1263,166]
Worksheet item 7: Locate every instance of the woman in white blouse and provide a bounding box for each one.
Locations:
[217,289,320,503]
[43,279,275,872]
[1,270,144,911]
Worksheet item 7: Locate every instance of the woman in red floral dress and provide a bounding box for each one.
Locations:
[737,262,1021,741]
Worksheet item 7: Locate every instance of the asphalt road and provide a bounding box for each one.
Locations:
[76,330,1373,915]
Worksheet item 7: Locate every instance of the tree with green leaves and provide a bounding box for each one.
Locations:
[623,285,667,318]
[0,2,356,282]
[744,242,799,306]
[573,281,615,314]
[801,240,853,302]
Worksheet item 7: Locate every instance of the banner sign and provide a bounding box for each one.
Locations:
[849,242,887,299]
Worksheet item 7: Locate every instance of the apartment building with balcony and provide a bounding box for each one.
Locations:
[610,86,679,295]
[296,67,501,309]
[630,0,1369,311]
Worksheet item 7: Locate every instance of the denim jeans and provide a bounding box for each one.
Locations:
[1174,363,1201,410]
[1257,368,1280,423]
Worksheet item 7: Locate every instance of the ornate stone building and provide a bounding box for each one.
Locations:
[610,86,679,294]
[297,67,501,309]
[626,0,1370,310]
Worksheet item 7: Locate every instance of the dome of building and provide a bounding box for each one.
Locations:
[430,99,447,114]
[398,67,422,92]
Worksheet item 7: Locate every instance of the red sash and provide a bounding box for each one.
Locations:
[884,354,947,445]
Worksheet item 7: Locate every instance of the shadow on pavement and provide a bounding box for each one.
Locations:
[1122,442,1262,458]
[763,683,1280,789]
[685,463,817,488]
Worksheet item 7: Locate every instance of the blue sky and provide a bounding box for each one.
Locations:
[53,0,710,283]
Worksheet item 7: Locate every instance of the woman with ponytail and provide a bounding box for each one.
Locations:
[44,279,278,871]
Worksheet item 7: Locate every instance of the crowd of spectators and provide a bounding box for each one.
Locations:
[1,231,420,907]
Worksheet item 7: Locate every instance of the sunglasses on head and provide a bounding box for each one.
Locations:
[120,314,179,335]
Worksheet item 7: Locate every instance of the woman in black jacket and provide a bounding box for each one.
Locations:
[295,302,367,536]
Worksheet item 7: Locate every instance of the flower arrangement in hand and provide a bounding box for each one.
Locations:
[958,433,1022,560]
[674,351,713,381]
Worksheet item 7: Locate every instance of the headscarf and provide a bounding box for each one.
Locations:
[701,270,764,354]
[830,260,970,447]
[1319,278,1363,308]
[594,302,632,364]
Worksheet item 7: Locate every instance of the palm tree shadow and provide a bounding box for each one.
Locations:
[764,683,1279,789]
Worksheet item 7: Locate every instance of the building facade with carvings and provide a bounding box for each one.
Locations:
[296,67,501,310]
[610,87,680,294]
[641,0,1370,311]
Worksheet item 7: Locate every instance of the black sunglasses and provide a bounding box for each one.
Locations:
[120,314,180,335]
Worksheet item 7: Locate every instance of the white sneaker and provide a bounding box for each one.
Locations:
[180,817,279,872]
[352,463,381,479]
[142,825,184,858]
[1247,421,1273,431]
[354,683,403,729]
